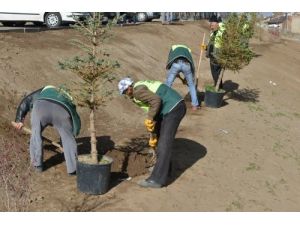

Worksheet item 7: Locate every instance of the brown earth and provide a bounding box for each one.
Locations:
[0,21,300,211]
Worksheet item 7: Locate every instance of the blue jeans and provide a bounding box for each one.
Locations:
[166,60,199,107]
[162,12,173,22]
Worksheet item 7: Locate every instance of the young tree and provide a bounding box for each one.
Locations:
[214,13,257,92]
[59,12,119,164]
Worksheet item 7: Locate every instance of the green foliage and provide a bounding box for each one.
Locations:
[216,13,257,72]
[58,12,120,110]
[246,162,261,171]
[205,84,225,93]
[58,13,120,162]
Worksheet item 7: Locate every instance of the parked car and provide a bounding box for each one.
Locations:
[135,12,161,22]
[100,12,161,23]
[0,12,90,28]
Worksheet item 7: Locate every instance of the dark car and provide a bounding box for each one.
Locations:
[101,12,161,24]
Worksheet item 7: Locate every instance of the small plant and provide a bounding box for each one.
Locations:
[271,111,292,120]
[225,198,243,211]
[273,124,287,132]
[247,102,264,112]
[272,141,284,152]
[59,13,119,164]
[246,162,260,171]
[213,13,257,92]
[293,112,300,119]
[205,84,225,93]
[265,181,278,196]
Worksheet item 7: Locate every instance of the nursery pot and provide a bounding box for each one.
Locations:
[76,154,113,195]
[204,89,225,108]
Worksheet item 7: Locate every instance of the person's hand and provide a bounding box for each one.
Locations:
[144,119,155,132]
[201,44,207,51]
[14,122,24,130]
[149,136,158,148]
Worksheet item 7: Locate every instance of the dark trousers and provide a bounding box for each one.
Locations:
[149,101,186,185]
[30,100,77,173]
[210,61,223,89]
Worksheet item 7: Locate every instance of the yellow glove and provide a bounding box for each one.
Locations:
[149,136,158,148]
[144,119,155,132]
[201,44,207,51]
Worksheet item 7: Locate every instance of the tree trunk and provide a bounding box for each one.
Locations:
[90,104,98,164]
[215,68,225,92]
[90,12,98,164]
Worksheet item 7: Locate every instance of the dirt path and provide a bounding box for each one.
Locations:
[0,22,299,211]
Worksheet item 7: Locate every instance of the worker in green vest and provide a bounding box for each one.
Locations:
[166,44,199,110]
[202,15,225,89]
[118,77,186,188]
[13,85,81,175]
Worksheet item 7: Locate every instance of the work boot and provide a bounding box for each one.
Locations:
[138,178,162,188]
[68,171,76,176]
[34,165,43,172]
[191,106,200,111]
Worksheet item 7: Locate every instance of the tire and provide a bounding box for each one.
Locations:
[2,21,16,27]
[14,22,26,27]
[135,13,148,22]
[44,12,62,28]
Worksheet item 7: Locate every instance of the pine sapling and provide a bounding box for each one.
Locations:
[59,13,119,164]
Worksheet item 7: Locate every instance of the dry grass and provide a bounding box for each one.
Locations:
[0,91,32,211]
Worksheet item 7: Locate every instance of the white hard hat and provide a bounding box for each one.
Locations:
[118,77,134,95]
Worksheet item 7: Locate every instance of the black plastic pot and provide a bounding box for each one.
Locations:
[76,155,113,195]
[204,89,225,108]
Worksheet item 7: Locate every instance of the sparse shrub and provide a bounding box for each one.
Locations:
[0,120,32,211]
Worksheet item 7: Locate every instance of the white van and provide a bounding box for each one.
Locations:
[0,12,90,28]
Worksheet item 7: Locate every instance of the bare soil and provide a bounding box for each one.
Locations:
[0,21,300,211]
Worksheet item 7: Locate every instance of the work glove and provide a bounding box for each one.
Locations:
[144,119,155,132]
[201,44,207,51]
[149,136,158,149]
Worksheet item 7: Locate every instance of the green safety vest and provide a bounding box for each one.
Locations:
[166,44,195,73]
[210,22,225,49]
[133,80,183,117]
[37,85,81,136]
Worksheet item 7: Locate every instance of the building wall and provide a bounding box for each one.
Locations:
[291,16,300,33]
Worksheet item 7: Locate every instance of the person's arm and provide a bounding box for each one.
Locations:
[14,88,43,128]
[133,85,161,120]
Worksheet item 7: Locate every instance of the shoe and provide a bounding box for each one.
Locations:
[191,106,200,111]
[137,179,162,188]
[68,171,76,176]
[34,165,43,172]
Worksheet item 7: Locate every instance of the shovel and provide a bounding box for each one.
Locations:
[11,121,63,153]
[195,32,206,91]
